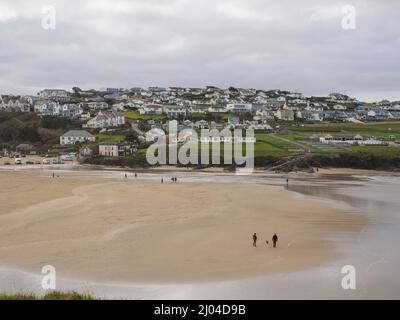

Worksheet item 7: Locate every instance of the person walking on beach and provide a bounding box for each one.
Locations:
[125,173,127,179]
[272,233,278,248]
[286,178,289,186]
[52,172,55,178]
[134,173,137,178]
[161,178,164,184]
[252,233,258,247]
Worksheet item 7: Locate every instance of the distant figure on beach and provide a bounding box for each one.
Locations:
[161,178,164,184]
[134,173,137,178]
[175,177,178,183]
[272,233,278,248]
[252,233,257,247]
[286,178,289,185]
[125,173,127,179]
[52,172,55,178]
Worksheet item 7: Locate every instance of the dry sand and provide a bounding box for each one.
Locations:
[0,170,367,283]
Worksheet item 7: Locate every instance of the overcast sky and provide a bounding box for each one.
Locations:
[0,0,399,101]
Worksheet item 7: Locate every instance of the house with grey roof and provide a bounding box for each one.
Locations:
[83,111,125,129]
[60,130,95,145]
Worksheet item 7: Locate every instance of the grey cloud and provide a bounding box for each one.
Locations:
[0,0,399,101]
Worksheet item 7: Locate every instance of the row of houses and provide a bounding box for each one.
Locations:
[0,98,31,112]
[83,111,125,128]
[319,135,385,146]
[34,102,83,118]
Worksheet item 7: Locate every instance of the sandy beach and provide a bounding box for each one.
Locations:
[0,170,367,283]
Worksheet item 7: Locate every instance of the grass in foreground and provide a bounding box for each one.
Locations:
[0,291,96,300]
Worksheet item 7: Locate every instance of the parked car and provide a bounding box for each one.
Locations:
[4,161,11,165]
[42,159,50,165]
[26,160,34,165]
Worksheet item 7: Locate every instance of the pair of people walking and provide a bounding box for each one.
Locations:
[252,233,278,248]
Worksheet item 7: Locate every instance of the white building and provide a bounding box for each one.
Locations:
[163,105,186,118]
[87,102,110,110]
[60,130,95,145]
[38,89,70,102]
[84,111,125,129]
[138,105,163,115]
[319,134,384,145]
[35,102,82,118]
[226,103,252,114]
[99,143,136,157]
[0,99,31,112]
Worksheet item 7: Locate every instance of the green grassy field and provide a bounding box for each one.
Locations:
[95,133,126,143]
[282,122,400,139]
[123,111,166,120]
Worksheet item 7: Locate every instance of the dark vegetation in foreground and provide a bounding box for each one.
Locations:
[82,151,400,172]
[0,291,96,300]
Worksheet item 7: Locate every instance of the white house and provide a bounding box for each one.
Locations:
[333,104,347,110]
[60,130,95,145]
[138,105,163,115]
[87,102,110,110]
[84,111,125,129]
[319,134,384,145]
[163,105,186,118]
[226,103,252,114]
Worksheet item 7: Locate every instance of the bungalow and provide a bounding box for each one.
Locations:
[189,106,208,114]
[332,111,349,121]
[333,104,347,110]
[320,134,384,145]
[87,102,110,110]
[226,103,252,114]
[163,105,186,118]
[138,105,163,115]
[60,130,95,145]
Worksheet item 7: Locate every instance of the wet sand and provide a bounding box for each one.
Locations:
[0,170,367,283]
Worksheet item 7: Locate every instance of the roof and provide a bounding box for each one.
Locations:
[62,130,94,138]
